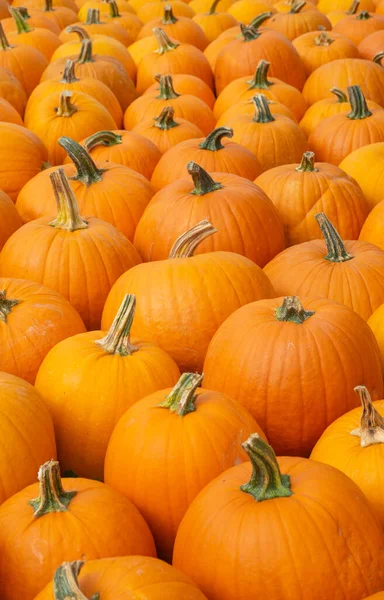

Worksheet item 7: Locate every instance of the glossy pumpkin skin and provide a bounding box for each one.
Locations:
[203,297,384,456]
[359,199,384,252]
[173,453,384,600]
[292,30,359,76]
[137,1,195,24]
[0,67,27,117]
[105,380,264,561]
[216,96,297,125]
[193,9,237,44]
[339,143,384,210]
[59,18,132,46]
[368,303,384,370]
[7,25,62,62]
[0,277,86,384]
[0,192,22,250]
[0,98,23,126]
[0,372,57,505]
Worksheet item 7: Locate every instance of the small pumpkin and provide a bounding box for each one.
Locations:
[292,29,359,76]
[104,0,143,41]
[138,4,208,50]
[137,0,195,24]
[60,8,132,45]
[339,142,384,210]
[7,6,62,61]
[264,0,331,40]
[333,10,384,45]
[192,0,237,43]
[143,72,216,109]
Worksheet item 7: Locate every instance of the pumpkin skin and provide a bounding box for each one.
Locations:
[359,199,384,253]
[318,0,375,13]
[1,169,141,330]
[0,277,86,384]
[255,152,369,247]
[292,30,359,76]
[0,98,23,126]
[0,460,156,600]
[138,5,208,50]
[134,162,284,266]
[0,192,22,250]
[0,67,27,117]
[173,434,384,600]
[368,303,384,371]
[105,373,264,561]
[203,296,384,456]
[333,11,384,46]
[137,1,195,24]
[339,143,384,210]
[0,372,57,506]
[143,73,216,109]
[102,221,275,372]
[264,2,332,41]
[35,3,78,30]
[7,7,62,61]
[359,30,384,60]
[193,2,237,44]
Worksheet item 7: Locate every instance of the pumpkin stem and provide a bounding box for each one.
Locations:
[66,25,91,40]
[29,460,77,517]
[199,127,233,151]
[275,296,315,324]
[373,51,384,65]
[155,73,179,99]
[289,0,306,13]
[208,0,220,14]
[49,168,88,232]
[169,219,217,258]
[158,372,203,416]
[346,0,359,13]
[330,87,347,102]
[18,7,31,19]
[0,23,12,50]
[55,91,78,117]
[296,151,318,172]
[77,38,94,64]
[153,27,179,54]
[249,11,273,30]
[95,294,139,356]
[153,106,179,130]
[351,386,384,447]
[240,434,292,501]
[60,60,79,84]
[252,94,275,123]
[314,31,334,46]
[44,0,54,12]
[85,8,103,24]
[246,60,273,91]
[162,4,177,23]
[53,561,94,600]
[108,0,121,18]
[58,137,104,185]
[314,212,354,262]
[8,6,33,33]
[240,23,262,41]
[347,85,372,120]
[0,290,21,323]
[356,9,371,19]
[84,130,123,152]
[187,161,223,196]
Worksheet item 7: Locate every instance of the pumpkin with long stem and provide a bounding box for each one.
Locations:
[264,213,384,320]
[264,0,332,40]
[59,7,132,44]
[192,0,237,43]
[1,169,141,329]
[138,4,208,50]
[173,433,384,600]
[333,9,384,45]
[105,372,264,561]
[292,29,359,76]
[102,220,275,371]
[1,6,61,34]
[143,72,216,109]
[7,6,61,60]
[35,294,180,480]
[0,459,156,600]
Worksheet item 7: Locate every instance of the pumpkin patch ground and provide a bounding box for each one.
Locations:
[2,0,384,598]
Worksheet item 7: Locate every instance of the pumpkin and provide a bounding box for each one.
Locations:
[103,1,143,41]
[292,30,359,76]
[0,23,48,95]
[7,7,62,61]
[102,220,275,372]
[173,433,384,600]
[193,0,238,43]
[1,7,61,35]
[326,0,360,26]
[227,94,308,172]
[227,0,276,23]
[368,303,384,370]
[128,35,159,65]
[0,97,22,126]
[0,277,86,383]
[35,0,78,29]
[264,0,331,40]
[124,74,216,134]
[150,127,263,190]
[0,192,22,250]
[0,0,14,18]
[134,161,284,265]
[16,137,154,241]
[255,152,369,246]
[0,66,27,117]
[333,10,384,45]
[0,460,156,600]
[216,94,297,125]
[136,28,214,94]
[339,143,384,210]
[137,0,195,24]
[138,4,208,50]
[0,123,48,202]
[190,0,233,12]
[274,0,317,12]
[25,60,123,129]
[359,197,384,252]
[265,213,384,321]
[302,57,384,106]
[214,21,307,94]
[203,296,383,455]
[132,106,204,153]
[60,8,132,45]
[105,372,264,561]
[143,72,216,109]
[213,59,307,122]
[77,0,135,20]
[35,294,180,480]
[359,30,384,60]
[0,169,141,329]
[308,85,384,165]
[14,0,78,11]
[0,372,57,506]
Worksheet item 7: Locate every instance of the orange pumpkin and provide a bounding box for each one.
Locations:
[264,0,331,40]
[1,169,141,329]
[0,372,57,505]
[103,1,142,41]
[150,127,263,190]
[137,0,195,24]
[255,152,369,246]
[0,97,22,125]
[359,30,384,60]
[333,10,384,45]
[339,143,384,210]
[216,94,297,124]
[60,8,132,45]
[325,0,362,26]
[359,197,384,251]
[35,0,78,29]
[135,161,284,265]
[173,433,384,600]
[264,213,384,320]
[227,0,276,22]
[7,7,62,61]
[0,66,27,117]
[143,72,216,109]
[0,460,156,600]
[105,372,264,561]
[1,7,61,35]
[77,0,135,20]
[368,302,384,370]
[138,4,208,50]
[318,0,375,15]
[190,0,233,12]
[13,0,78,11]
[35,294,180,480]
[292,29,359,76]
[192,0,237,43]
[102,220,275,372]
[0,191,22,250]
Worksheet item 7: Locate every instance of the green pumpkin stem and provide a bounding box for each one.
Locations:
[346,0,359,13]
[249,11,273,29]
[49,168,88,232]
[169,219,217,258]
[347,85,372,119]
[275,296,315,324]
[199,127,233,151]
[187,161,223,196]
[55,90,78,117]
[18,7,31,19]
[29,460,77,517]
[60,60,79,84]
[153,106,179,130]
[95,294,138,356]
[289,0,306,13]
[153,27,179,54]
[240,434,292,501]
[240,23,262,41]
[253,94,275,123]
[53,562,93,600]
[351,386,384,447]
[84,130,123,152]
[314,31,334,46]
[373,51,384,65]
[58,137,104,185]
[330,87,347,102]
[314,212,353,262]
[158,372,204,416]
[356,9,371,19]
[108,0,121,18]
[162,4,177,23]
[0,23,12,50]
[247,60,273,91]
[208,0,220,14]
[66,25,91,40]
[77,38,93,63]
[44,0,54,12]
[155,74,179,99]
[85,8,103,24]
[0,290,21,323]
[296,151,318,172]
[8,6,33,33]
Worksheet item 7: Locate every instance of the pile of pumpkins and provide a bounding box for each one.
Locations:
[3,0,384,597]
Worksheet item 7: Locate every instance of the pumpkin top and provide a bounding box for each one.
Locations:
[29,460,77,517]
[315,213,354,263]
[8,6,34,34]
[158,372,204,415]
[0,289,20,323]
[207,0,220,15]
[59,136,104,185]
[187,161,223,195]
[84,130,123,151]
[253,94,275,123]
[168,219,217,258]
[162,4,178,24]
[85,8,104,25]
[296,151,318,172]
[155,74,179,100]
[275,296,315,324]
[60,60,80,84]
[240,433,293,501]
[153,106,179,130]
[55,91,78,117]
[49,168,88,232]
[247,60,274,91]
[351,386,384,447]
[53,561,87,600]
[95,294,139,356]
[153,27,179,54]
[314,31,335,46]
[199,127,233,151]
[346,85,372,120]
[66,24,90,41]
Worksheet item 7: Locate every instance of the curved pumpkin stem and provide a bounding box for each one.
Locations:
[56,91,78,117]
[153,27,179,54]
[108,0,122,18]
[155,74,179,100]
[289,0,306,13]
[240,23,262,41]
[49,168,88,232]
[8,6,33,33]
[240,434,292,501]
[77,38,93,64]
[275,296,315,324]
[65,24,91,40]
[296,151,318,172]
[314,31,334,46]
[0,23,12,50]
[249,11,272,30]
[315,213,354,262]
[208,0,220,14]
[373,51,384,65]
[158,372,203,416]
[96,294,138,356]
[58,137,104,185]
[252,94,275,123]
[246,60,273,91]
[84,130,122,152]
[53,561,99,600]
[162,4,177,23]
[29,460,77,517]
[85,8,103,24]
[330,87,348,103]
[169,219,217,258]
[0,290,21,323]
[187,161,223,196]
[60,60,79,84]
[199,127,233,151]
[351,386,384,447]
[153,106,179,130]
[347,85,372,120]
[346,0,359,13]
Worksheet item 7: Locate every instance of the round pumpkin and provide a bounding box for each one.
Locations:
[333,10,384,46]
[0,66,27,117]
[264,0,331,40]
[59,8,132,45]
[193,0,237,43]
[138,4,208,50]
[318,0,375,16]
[292,29,359,76]
[339,142,384,210]
[143,73,216,109]
[7,6,62,61]
[0,191,22,250]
